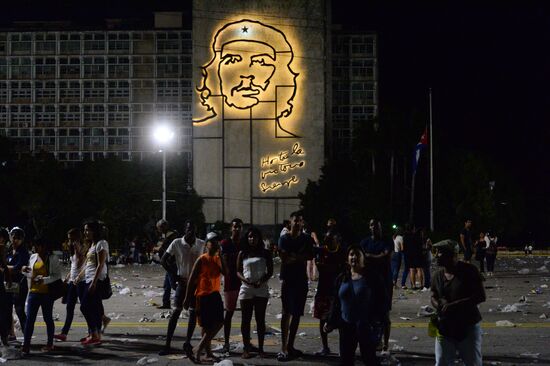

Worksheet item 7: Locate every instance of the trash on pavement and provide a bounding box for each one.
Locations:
[495,320,515,327]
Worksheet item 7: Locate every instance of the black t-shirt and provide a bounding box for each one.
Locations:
[460,228,472,250]
[431,262,484,339]
[278,233,314,283]
[220,237,243,291]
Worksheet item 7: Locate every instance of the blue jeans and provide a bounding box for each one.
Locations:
[24,292,55,347]
[401,255,410,287]
[391,252,402,284]
[61,282,78,335]
[435,322,482,366]
[78,281,102,334]
[162,272,175,307]
[423,252,432,288]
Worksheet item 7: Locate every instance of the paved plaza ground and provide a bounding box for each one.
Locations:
[2,253,550,365]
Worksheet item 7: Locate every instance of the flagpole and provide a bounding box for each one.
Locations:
[409,170,416,224]
[429,88,434,232]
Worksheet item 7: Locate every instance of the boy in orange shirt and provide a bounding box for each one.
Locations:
[184,232,227,363]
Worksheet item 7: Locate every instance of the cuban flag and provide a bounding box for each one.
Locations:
[412,128,428,174]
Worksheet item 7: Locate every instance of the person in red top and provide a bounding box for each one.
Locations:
[184,232,227,364]
[220,218,243,352]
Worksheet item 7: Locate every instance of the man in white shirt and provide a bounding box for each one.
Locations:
[159,220,205,356]
[391,231,404,287]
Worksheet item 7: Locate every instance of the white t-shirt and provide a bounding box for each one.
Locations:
[239,256,269,300]
[394,235,404,253]
[69,254,80,283]
[84,240,109,283]
[166,236,205,278]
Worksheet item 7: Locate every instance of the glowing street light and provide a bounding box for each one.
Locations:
[153,124,175,220]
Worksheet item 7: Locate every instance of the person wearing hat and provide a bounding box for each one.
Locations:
[430,240,486,366]
[183,232,227,363]
[158,220,205,356]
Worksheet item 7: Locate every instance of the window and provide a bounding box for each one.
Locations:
[156,80,179,98]
[0,82,7,102]
[0,59,7,78]
[157,32,180,53]
[83,104,105,125]
[108,56,129,78]
[350,59,374,79]
[10,105,32,127]
[83,80,105,100]
[157,56,179,77]
[35,33,56,54]
[11,34,32,53]
[35,105,56,126]
[10,57,31,79]
[107,104,129,124]
[59,57,80,78]
[60,33,81,54]
[83,33,105,52]
[35,81,56,101]
[59,104,81,125]
[108,80,129,99]
[10,81,31,101]
[132,56,154,77]
[59,81,81,101]
[83,57,105,78]
[35,137,56,147]
[35,57,56,78]
[108,33,130,52]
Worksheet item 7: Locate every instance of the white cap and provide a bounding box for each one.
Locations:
[206,232,218,242]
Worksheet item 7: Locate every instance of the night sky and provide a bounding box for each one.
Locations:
[2,1,549,236]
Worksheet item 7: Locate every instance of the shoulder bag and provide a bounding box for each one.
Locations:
[95,246,113,300]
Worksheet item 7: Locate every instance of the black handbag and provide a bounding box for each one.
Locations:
[95,248,112,300]
[49,279,67,300]
[46,255,67,300]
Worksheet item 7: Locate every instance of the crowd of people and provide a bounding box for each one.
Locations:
[0,213,491,365]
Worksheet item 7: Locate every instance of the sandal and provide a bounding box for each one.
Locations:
[187,352,202,364]
[277,351,290,362]
[289,348,304,358]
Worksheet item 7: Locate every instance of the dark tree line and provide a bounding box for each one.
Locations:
[300,114,528,246]
[0,137,204,249]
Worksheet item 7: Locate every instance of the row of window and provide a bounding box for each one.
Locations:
[0,57,191,79]
[6,32,190,42]
[332,35,376,56]
[2,127,191,137]
[1,32,191,55]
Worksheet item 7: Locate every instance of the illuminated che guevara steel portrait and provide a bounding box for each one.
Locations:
[195,19,299,137]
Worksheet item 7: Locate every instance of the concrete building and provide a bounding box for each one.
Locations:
[192,0,329,224]
[331,28,378,160]
[0,12,192,164]
[0,5,378,224]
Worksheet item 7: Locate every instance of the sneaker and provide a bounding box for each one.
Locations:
[157,305,171,310]
[182,342,192,354]
[81,338,102,346]
[421,287,430,292]
[314,347,331,356]
[102,316,111,334]
[41,345,55,353]
[158,347,171,356]
[401,286,408,290]
[54,334,67,342]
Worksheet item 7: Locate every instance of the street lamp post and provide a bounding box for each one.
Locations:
[153,125,175,221]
